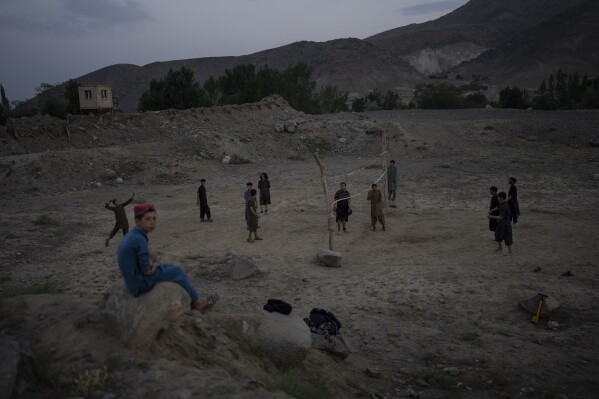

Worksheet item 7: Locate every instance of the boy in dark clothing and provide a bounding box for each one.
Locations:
[508,177,520,227]
[488,186,500,232]
[105,191,135,247]
[488,192,513,255]
[196,179,212,222]
[117,203,219,311]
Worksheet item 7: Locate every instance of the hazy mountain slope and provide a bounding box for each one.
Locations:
[450,0,599,88]
[23,0,597,113]
[75,39,425,112]
[364,0,591,75]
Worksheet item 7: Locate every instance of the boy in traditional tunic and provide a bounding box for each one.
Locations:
[104,191,135,247]
[367,183,385,231]
[258,173,271,214]
[488,192,513,255]
[488,186,500,233]
[387,160,397,201]
[507,177,520,227]
[246,189,262,242]
[117,203,219,311]
[333,182,352,235]
[196,179,212,222]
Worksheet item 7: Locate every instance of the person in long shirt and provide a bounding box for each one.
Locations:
[105,191,135,247]
[117,203,219,311]
[196,179,212,222]
[258,173,271,214]
[507,177,520,227]
[333,182,352,235]
[488,186,500,233]
[367,183,386,231]
[488,192,513,255]
[387,160,397,201]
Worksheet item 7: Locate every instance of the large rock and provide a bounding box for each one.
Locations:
[256,311,311,368]
[100,282,191,348]
[231,256,263,280]
[317,249,342,267]
[311,333,350,359]
[0,335,20,399]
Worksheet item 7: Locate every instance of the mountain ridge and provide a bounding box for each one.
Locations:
[29,0,599,112]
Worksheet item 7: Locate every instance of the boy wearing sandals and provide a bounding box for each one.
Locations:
[487,192,513,256]
[246,189,262,242]
[117,203,219,311]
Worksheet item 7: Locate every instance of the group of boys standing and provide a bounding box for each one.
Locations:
[333,160,398,234]
[488,177,520,256]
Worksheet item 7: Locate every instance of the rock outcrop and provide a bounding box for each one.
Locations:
[100,282,191,348]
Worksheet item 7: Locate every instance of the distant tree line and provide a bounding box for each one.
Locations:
[499,69,599,109]
[138,63,349,114]
[0,79,81,124]
[350,89,402,112]
[3,67,597,126]
[411,82,488,109]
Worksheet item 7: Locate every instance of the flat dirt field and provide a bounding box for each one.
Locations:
[1,105,598,398]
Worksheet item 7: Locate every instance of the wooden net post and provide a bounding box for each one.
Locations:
[313,152,335,251]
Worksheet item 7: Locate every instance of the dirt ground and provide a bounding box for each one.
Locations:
[1,106,599,398]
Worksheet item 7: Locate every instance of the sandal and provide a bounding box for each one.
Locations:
[200,293,219,313]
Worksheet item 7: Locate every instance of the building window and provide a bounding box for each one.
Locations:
[100,89,108,99]
[84,90,92,99]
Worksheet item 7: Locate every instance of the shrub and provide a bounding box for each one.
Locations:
[33,214,59,226]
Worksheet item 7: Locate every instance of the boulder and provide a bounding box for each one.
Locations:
[311,333,350,359]
[231,256,263,280]
[222,155,231,164]
[274,124,284,133]
[100,282,191,348]
[284,121,297,133]
[317,249,342,267]
[256,311,311,368]
[103,168,117,178]
[0,335,20,399]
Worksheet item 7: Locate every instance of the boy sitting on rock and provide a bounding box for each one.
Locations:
[117,203,218,311]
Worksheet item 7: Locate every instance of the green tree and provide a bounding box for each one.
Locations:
[280,62,316,113]
[499,86,530,109]
[463,92,488,108]
[64,79,80,115]
[413,83,463,109]
[314,84,348,114]
[351,97,366,112]
[255,65,283,99]
[138,66,211,111]
[0,84,10,125]
[382,90,401,110]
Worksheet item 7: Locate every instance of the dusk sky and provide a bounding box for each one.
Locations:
[0,0,468,102]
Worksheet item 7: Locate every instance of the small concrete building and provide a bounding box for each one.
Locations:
[78,85,113,111]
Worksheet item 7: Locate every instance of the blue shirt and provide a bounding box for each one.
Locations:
[117,227,152,296]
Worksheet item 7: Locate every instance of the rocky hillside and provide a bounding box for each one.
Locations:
[449,0,599,87]
[25,0,599,112]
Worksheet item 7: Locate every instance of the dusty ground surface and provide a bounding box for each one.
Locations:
[1,101,599,398]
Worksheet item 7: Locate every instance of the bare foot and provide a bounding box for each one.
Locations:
[247,238,254,243]
[494,248,502,252]
[255,236,263,240]
[193,293,219,312]
[504,252,512,256]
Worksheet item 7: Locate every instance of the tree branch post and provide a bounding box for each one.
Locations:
[312,152,335,250]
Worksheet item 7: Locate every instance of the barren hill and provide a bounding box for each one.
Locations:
[449,0,599,87]
[25,0,599,112]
